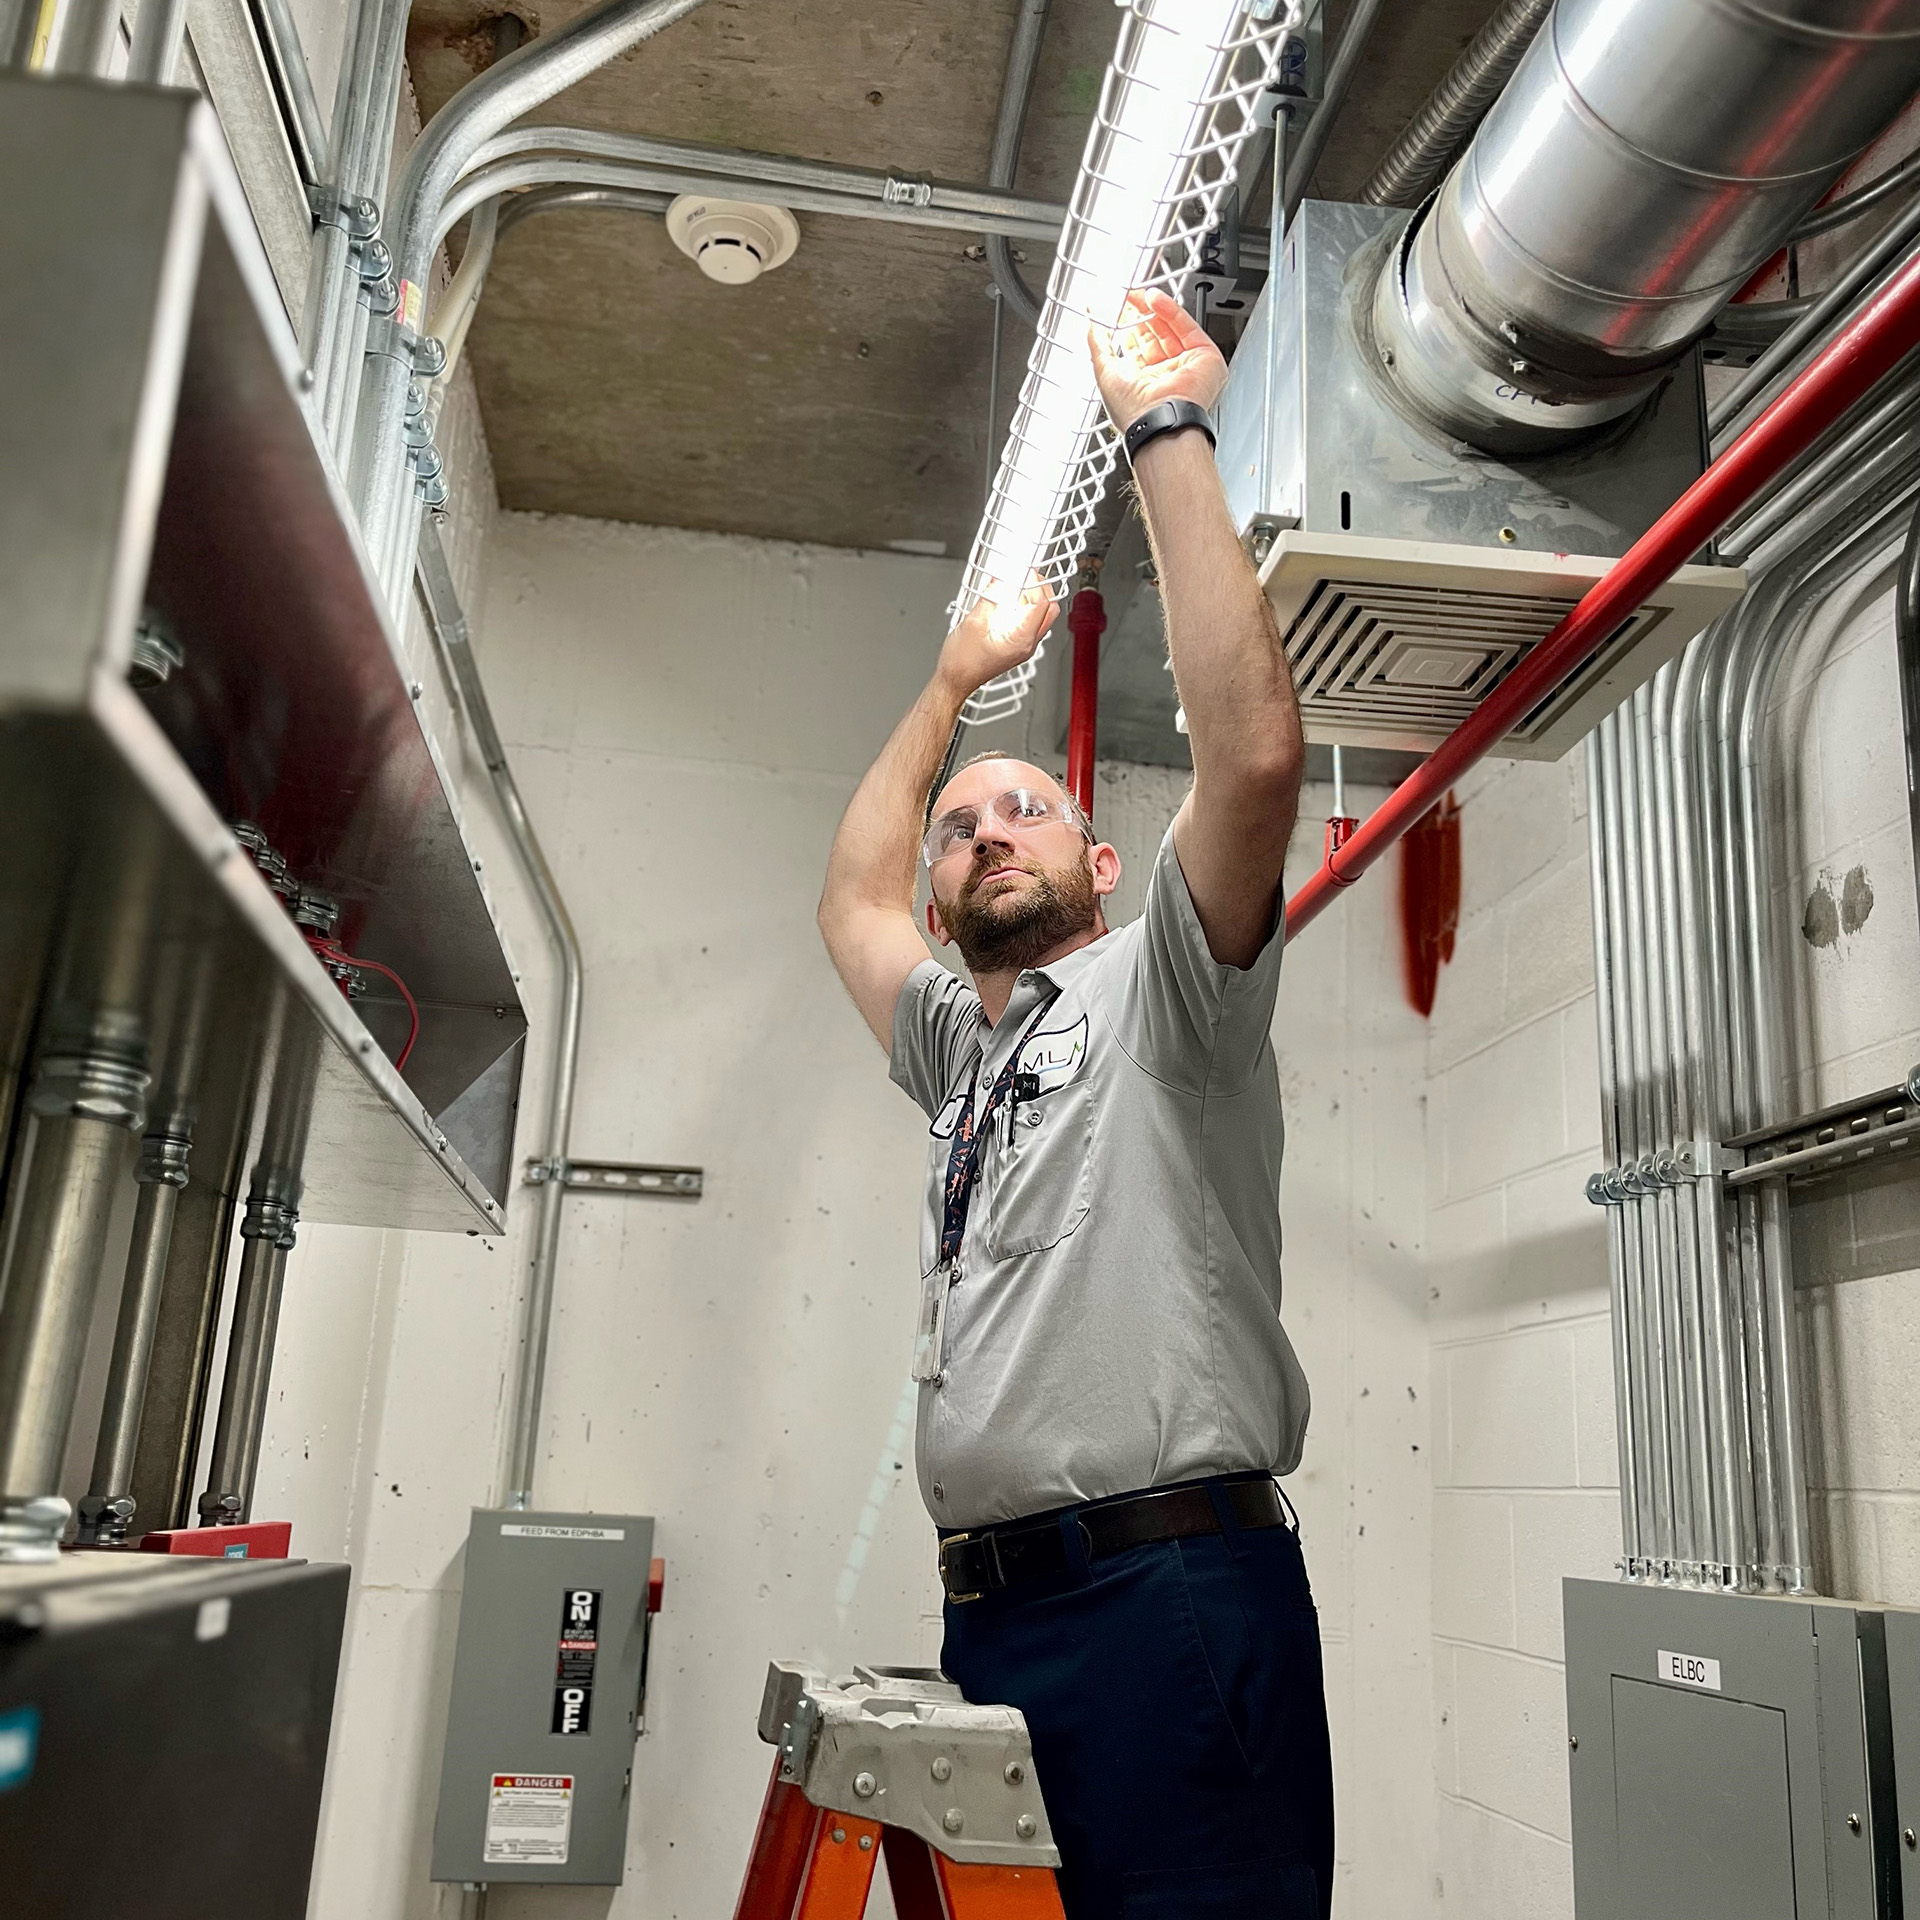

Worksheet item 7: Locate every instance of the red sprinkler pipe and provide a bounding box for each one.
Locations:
[1285,244,1920,943]
[1067,586,1105,821]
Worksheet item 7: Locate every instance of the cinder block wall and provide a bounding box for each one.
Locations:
[1422,576,1920,1917]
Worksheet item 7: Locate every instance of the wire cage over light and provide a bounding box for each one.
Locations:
[954,0,1302,724]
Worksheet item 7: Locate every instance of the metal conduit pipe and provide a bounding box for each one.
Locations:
[0,821,162,1562]
[48,0,122,76]
[74,948,217,1546]
[355,0,709,596]
[495,182,673,235]
[126,0,190,82]
[250,0,330,186]
[1691,615,1767,1582]
[199,1030,318,1527]
[1585,725,1642,1573]
[0,0,38,66]
[1631,682,1693,1572]
[1615,704,1678,1571]
[1358,0,1552,210]
[1280,0,1390,224]
[1372,0,1920,452]
[1667,629,1750,1583]
[414,528,583,1511]
[198,1200,298,1524]
[1723,365,1920,563]
[1651,664,1721,1575]
[985,0,1050,329]
[1687,475,1913,1585]
[1733,506,1915,1586]
[318,0,413,455]
[438,131,1071,253]
[1712,194,1920,444]
[1898,494,1920,922]
[1791,140,1920,246]
[300,0,377,418]
[1596,715,1659,1575]
[425,15,526,403]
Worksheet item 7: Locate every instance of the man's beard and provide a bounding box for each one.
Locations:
[937,851,1097,975]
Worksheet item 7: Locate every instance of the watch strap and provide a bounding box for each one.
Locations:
[1123,398,1216,465]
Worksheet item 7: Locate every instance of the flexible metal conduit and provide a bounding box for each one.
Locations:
[355,0,710,602]
[415,529,582,1512]
[1374,0,1920,450]
[1357,0,1552,210]
[1279,0,1389,223]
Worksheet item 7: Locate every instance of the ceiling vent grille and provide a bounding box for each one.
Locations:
[1260,533,1747,761]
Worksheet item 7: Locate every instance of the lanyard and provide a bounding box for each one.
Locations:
[937,1001,1053,1268]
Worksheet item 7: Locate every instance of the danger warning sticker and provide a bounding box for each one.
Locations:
[483,1774,574,1866]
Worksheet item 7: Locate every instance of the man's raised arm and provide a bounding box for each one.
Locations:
[1091,289,1305,967]
[818,586,1055,1047]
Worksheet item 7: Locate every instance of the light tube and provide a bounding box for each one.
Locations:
[954,0,1302,723]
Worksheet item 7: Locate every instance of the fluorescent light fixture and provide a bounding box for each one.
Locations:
[954,0,1302,723]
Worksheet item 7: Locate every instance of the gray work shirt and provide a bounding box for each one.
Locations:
[889,826,1310,1529]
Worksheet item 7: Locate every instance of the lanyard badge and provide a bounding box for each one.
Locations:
[914,1004,1053,1385]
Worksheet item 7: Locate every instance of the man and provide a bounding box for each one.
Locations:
[817,288,1328,1918]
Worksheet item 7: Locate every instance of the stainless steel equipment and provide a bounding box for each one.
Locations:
[0,73,527,1554]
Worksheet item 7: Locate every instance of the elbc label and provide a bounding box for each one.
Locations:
[483,1774,574,1865]
[1657,1648,1723,1692]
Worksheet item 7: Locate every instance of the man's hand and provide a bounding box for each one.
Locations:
[1089,288,1228,435]
[937,578,1057,699]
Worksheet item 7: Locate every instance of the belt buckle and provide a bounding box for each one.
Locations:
[939,1530,990,1604]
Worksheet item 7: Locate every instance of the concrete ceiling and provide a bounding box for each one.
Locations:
[406,0,1501,556]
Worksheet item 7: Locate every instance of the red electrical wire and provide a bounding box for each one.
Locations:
[1283,241,1920,944]
[304,931,421,1072]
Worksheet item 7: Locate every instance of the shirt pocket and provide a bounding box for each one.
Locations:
[983,1069,1093,1259]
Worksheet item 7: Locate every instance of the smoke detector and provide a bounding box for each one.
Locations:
[665,195,800,285]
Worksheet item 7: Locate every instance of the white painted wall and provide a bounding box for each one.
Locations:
[244,509,1435,1918]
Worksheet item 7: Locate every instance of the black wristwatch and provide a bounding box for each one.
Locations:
[1123,398,1216,466]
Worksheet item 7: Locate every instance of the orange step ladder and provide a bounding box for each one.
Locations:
[731,1663,1066,1920]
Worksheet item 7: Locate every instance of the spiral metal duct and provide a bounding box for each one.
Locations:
[1374,0,1920,451]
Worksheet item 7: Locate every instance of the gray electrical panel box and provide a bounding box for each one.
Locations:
[1883,1607,1920,1915]
[1564,1578,1899,1919]
[431,1508,656,1886]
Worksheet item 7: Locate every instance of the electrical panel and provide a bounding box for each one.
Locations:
[431,1509,657,1887]
[1565,1578,1900,1918]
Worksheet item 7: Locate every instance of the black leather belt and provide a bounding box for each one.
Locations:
[939,1474,1291,1604]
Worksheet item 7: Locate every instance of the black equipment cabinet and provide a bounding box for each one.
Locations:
[0,1554,350,1919]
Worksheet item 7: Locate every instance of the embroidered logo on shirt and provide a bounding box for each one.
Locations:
[1017,1015,1089,1093]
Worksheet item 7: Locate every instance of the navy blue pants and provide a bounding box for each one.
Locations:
[941,1475,1334,1920]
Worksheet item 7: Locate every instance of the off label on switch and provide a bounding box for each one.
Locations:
[552,1587,600,1735]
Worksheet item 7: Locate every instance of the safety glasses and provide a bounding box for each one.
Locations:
[921,787,1091,867]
